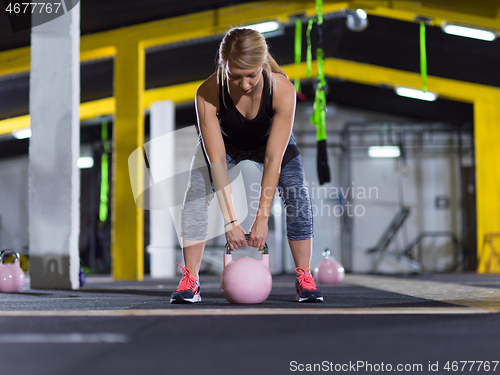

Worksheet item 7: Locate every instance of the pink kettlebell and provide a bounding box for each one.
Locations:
[313,249,345,285]
[0,250,25,293]
[221,234,272,304]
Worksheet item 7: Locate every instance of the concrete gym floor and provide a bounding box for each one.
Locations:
[1,273,500,375]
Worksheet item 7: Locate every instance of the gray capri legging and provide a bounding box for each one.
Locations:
[181,133,313,241]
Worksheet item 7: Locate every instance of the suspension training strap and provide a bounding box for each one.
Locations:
[420,22,428,93]
[99,117,110,222]
[294,18,302,93]
[310,0,331,184]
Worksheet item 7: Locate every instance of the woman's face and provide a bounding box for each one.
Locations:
[226,63,262,95]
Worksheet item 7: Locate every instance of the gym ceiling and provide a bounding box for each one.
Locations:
[0,0,499,156]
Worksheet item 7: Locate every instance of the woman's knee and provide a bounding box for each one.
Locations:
[278,156,314,240]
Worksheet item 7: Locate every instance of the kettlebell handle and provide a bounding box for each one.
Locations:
[0,250,21,264]
[224,234,268,255]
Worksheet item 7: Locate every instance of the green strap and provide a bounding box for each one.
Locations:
[312,47,327,141]
[316,0,323,24]
[294,18,302,93]
[309,0,327,142]
[311,87,327,141]
[99,118,110,222]
[420,22,428,93]
[306,18,315,78]
[317,48,326,87]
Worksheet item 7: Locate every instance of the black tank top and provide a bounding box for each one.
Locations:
[218,71,273,151]
[216,71,299,167]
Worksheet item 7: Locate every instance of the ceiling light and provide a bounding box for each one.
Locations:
[395,87,438,101]
[12,128,31,139]
[345,9,368,32]
[78,156,94,169]
[368,146,401,158]
[442,22,497,41]
[244,21,281,34]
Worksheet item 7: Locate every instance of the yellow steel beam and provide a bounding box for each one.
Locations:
[0,98,116,136]
[143,81,202,109]
[321,58,493,103]
[0,46,30,76]
[80,97,115,120]
[474,95,500,273]
[0,114,30,135]
[80,46,116,62]
[0,81,201,136]
[78,2,350,50]
[112,42,145,281]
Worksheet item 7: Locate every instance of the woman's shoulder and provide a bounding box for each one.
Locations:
[196,73,219,102]
[272,72,296,107]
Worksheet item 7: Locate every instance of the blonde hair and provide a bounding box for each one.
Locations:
[216,28,286,106]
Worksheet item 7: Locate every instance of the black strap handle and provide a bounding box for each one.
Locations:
[225,234,269,255]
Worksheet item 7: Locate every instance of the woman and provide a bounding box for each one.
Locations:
[170,28,323,303]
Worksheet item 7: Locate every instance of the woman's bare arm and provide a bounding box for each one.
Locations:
[195,75,246,250]
[248,74,297,250]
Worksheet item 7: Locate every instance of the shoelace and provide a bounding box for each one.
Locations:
[176,263,197,291]
[295,266,317,290]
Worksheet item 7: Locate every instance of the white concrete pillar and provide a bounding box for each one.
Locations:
[29,4,80,289]
[147,101,176,278]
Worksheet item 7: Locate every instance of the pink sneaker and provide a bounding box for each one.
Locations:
[295,266,324,302]
[170,263,201,304]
